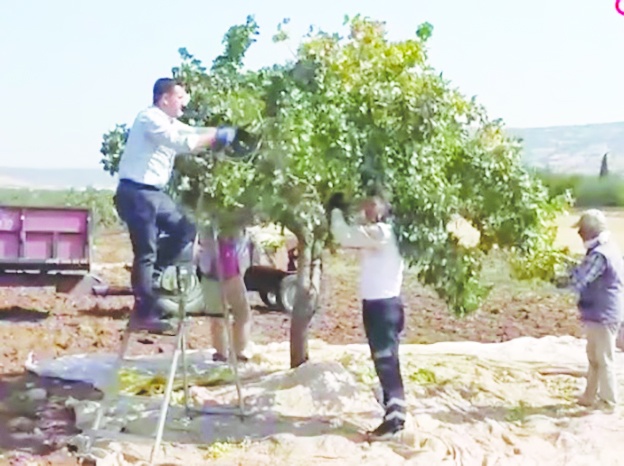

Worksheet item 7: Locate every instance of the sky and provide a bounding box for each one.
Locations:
[0,0,622,169]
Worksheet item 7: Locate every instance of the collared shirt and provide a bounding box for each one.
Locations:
[569,231,610,293]
[330,209,404,300]
[570,252,606,293]
[117,106,203,189]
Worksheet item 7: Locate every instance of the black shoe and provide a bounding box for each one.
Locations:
[212,353,249,363]
[212,353,249,364]
[212,352,227,363]
[128,315,176,335]
[367,419,405,441]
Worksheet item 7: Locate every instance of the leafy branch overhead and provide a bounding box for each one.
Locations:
[100,14,570,316]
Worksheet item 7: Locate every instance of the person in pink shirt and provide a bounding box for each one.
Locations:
[196,227,253,362]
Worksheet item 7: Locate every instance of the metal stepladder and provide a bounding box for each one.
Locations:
[90,224,247,465]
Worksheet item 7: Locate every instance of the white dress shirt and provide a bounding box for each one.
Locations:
[330,209,404,300]
[118,106,203,189]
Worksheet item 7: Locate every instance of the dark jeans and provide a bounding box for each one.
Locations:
[114,179,196,318]
[362,296,406,421]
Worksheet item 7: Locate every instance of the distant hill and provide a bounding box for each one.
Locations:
[508,121,624,175]
[1,121,623,188]
[0,167,117,190]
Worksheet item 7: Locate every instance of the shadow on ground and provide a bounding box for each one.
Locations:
[0,372,101,460]
[77,306,130,320]
[0,307,49,323]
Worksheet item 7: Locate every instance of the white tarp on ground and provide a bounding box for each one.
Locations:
[25,337,624,466]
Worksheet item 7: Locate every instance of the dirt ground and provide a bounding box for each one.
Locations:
[0,227,585,465]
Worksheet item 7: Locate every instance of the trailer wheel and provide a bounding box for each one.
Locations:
[259,291,279,309]
[277,275,298,314]
[258,275,297,313]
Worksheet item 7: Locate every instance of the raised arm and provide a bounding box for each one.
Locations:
[143,112,235,153]
[330,208,390,250]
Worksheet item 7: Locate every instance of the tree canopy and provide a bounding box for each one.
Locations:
[101,15,569,365]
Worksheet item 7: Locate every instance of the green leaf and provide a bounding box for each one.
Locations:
[416,22,434,41]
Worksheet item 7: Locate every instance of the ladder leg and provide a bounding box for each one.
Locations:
[92,326,133,431]
[151,265,189,464]
[150,327,183,465]
[175,265,191,417]
[180,321,190,416]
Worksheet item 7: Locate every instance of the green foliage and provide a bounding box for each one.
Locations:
[416,22,434,41]
[338,352,377,385]
[576,176,624,207]
[118,365,234,397]
[408,368,437,384]
[99,15,568,316]
[537,170,624,208]
[211,15,259,72]
[100,124,129,176]
[534,171,582,199]
[200,441,242,460]
[0,188,119,230]
[505,400,530,423]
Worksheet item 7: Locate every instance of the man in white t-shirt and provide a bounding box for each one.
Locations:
[115,77,238,334]
[330,194,407,440]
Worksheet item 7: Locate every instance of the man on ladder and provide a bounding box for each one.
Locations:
[114,77,239,334]
[94,77,251,464]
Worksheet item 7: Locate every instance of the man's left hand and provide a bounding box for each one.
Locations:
[229,128,261,158]
[212,126,237,150]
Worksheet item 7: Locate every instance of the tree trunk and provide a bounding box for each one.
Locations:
[290,234,323,368]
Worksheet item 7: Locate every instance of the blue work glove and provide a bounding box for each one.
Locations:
[212,126,237,150]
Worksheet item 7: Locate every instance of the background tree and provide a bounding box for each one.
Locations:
[100,15,570,368]
[600,152,609,178]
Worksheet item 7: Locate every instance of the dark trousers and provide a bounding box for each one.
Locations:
[362,296,406,423]
[114,179,196,318]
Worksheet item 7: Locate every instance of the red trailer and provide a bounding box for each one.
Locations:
[0,205,297,313]
[0,205,95,293]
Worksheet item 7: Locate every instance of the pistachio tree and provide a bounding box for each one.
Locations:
[100,15,569,368]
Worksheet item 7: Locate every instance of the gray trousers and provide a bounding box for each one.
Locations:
[582,321,620,405]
